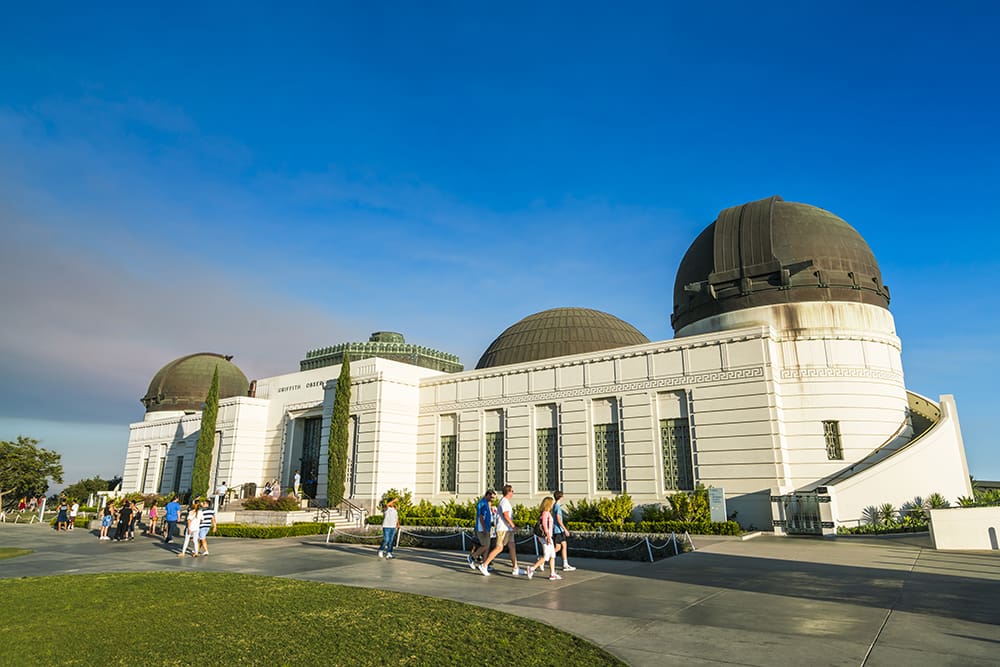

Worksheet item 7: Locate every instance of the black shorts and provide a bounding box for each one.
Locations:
[552,533,566,546]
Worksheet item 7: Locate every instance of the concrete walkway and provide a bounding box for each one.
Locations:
[2,525,998,666]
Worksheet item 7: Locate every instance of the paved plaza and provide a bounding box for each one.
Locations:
[1,525,998,666]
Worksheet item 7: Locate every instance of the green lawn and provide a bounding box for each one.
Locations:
[0,573,625,666]
[0,548,31,560]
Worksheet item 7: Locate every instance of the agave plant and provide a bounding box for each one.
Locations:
[900,497,926,522]
[862,505,882,526]
[923,492,951,510]
[957,496,978,507]
[878,503,898,526]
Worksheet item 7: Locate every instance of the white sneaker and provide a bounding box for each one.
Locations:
[526,566,535,580]
[377,550,384,558]
[386,553,394,559]
[550,573,563,580]
[468,557,478,570]
[478,564,491,576]
[563,564,577,571]
[511,567,522,576]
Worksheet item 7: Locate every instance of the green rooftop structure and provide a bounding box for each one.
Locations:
[300,331,463,373]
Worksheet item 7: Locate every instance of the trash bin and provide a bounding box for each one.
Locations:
[244,482,256,498]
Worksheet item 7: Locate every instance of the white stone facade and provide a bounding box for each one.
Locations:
[121,302,972,534]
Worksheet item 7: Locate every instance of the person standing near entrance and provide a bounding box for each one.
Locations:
[164,495,181,544]
[378,497,400,559]
[293,470,301,497]
[552,490,575,571]
[480,485,520,576]
[215,481,227,509]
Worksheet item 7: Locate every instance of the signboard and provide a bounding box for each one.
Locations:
[708,487,727,523]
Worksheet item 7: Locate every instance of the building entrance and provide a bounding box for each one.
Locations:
[300,417,323,499]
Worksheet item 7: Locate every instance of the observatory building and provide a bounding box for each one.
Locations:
[121,196,972,533]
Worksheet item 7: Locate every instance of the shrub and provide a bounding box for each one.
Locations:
[366,515,473,528]
[564,498,601,523]
[596,495,633,525]
[512,503,540,525]
[242,495,301,511]
[379,489,414,515]
[214,522,335,538]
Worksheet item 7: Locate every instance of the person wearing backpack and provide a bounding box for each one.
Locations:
[526,497,560,580]
[552,490,575,571]
[479,485,521,576]
[468,490,496,569]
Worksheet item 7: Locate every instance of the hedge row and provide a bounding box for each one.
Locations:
[333,525,693,561]
[213,523,334,539]
[365,515,739,535]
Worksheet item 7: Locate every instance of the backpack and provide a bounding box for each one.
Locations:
[533,517,545,538]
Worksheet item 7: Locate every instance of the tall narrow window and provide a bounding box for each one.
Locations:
[439,414,457,493]
[660,418,693,491]
[593,398,621,492]
[139,460,150,493]
[823,420,843,460]
[301,417,323,499]
[484,410,504,492]
[440,435,457,492]
[535,404,559,492]
[172,455,184,494]
[348,416,360,498]
[536,428,558,492]
[485,431,504,492]
[594,423,621,492]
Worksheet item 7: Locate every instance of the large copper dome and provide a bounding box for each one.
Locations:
[671,196,889,333]
[141,353,249,413]
[476,308,650,369]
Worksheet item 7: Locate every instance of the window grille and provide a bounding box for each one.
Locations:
[660,418,694,491]
[594,423,622,492]
[485,431,504,492]
[440,435,457,492]
[536,427,558,492]
[823,420,843,460]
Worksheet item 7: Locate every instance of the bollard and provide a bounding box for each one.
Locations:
[461,530,466,551]
[645,536,654,562]
[671,532,678,555]
[326,526,334,544]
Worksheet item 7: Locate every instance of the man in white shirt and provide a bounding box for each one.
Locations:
[293,470,301,497]
[479,484,521,576]
[68,501,79,530]
[215,481,228,509]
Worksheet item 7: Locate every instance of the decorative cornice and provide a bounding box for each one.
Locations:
[420,366,766,413]
[780,367,903,382]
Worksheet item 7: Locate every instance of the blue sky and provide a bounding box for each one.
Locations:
[1,3,998,488]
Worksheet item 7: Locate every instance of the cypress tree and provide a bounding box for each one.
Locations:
[191,366,220,497]
[327,353,351,504]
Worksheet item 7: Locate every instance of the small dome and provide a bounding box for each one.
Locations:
[142,353,249,413]
[476,308,650,369]
[671,196,889,333]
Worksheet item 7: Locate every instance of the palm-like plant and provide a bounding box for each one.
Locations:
[900,497,926,522]
[878,503,898,526]
[862,505,881,526]
[923,492,950,510]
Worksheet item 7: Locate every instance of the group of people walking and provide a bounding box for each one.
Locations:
[92,495,216,556]
[376,485,577,580]
[467,485,575,579]
[98,499,141,540]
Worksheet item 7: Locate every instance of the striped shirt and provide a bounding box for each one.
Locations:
[200,507,215,529]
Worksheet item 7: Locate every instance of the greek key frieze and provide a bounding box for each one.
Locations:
[420,366,765,413]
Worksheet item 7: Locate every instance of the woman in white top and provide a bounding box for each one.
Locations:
[178,502,203,557]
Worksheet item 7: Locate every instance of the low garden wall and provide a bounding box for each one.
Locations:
[929,507,1000,550]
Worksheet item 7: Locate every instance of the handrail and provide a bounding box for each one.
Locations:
[331,497,369,527]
